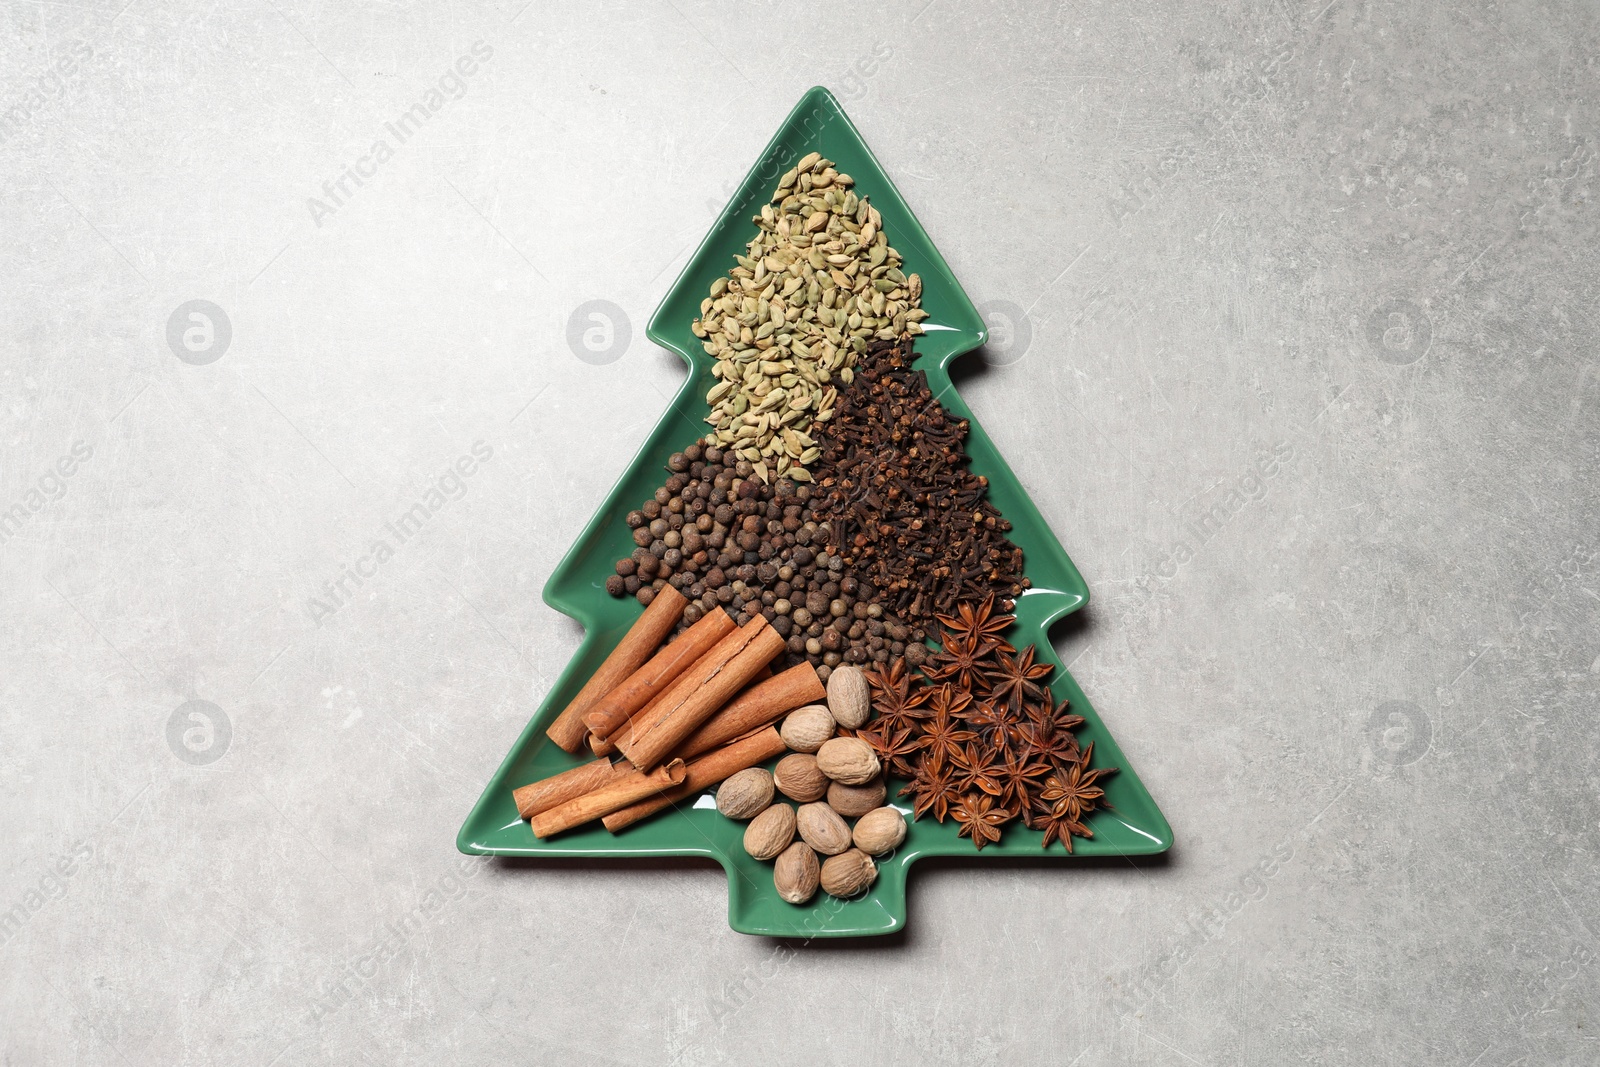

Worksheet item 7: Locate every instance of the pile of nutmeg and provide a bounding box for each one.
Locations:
[714,664,908,904]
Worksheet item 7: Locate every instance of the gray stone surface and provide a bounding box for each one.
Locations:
[3,1,1596,1063]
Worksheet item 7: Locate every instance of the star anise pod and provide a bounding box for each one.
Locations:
[950,791,1013,850]
[864,657,932,731]
[1036,807,1093,852]
[898,760,957,822]
[948,741,1005,798]
[921,630,996,691]
[992,746,1053,813]
[984,644,1054,714]
[959,695,1014,738]
[857,719,921,778]
[1017,717,1081,767]
[1044,689,1085,733]
[1055,707,1086,734]
[934,593,1016,654]
[916,697,977,771]
[1021,685,1058,729]
[923,681,973,720]
[864,655,908,694]
[1039,743,1115,822]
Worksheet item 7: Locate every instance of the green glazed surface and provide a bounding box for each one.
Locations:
[458,86,1171,937]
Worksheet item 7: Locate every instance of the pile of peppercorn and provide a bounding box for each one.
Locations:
[606,442,927,683]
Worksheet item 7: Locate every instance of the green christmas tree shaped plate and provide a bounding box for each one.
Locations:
[458,86,1171,937]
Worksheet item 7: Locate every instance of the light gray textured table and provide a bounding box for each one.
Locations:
[3,2,1596,1063]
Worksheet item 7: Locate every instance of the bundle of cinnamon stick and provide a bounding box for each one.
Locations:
[517,586,823,838]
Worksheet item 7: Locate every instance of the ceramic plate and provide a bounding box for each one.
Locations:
[458,86,1171,937]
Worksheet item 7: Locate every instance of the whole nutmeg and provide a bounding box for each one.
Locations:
[773,842,820,904]
[773,753,829,803]
[778,704,835,753]
[820,848,878,898]
[743,803,797,861]
[795,802,852,856]
[716,767,775,820]
[815,736,880,786]
[825,664,871,728]
[826,777,886,818]
[852,806,908,856]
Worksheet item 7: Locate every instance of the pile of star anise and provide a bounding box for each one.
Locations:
[857,596,1114,850]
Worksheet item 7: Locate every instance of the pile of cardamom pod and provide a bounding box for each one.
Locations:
[691,150,927,483]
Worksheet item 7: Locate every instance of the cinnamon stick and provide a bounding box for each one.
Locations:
[617,618,774,753]
[674,663,824,760]
[589,679,673,758]
[581,608,735,740]
[617,616,785,771]
[591,662,772,758]
[528,759,688,839]
[603,727,787,832]
[511,758,616,820]
[545,585,686,752]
